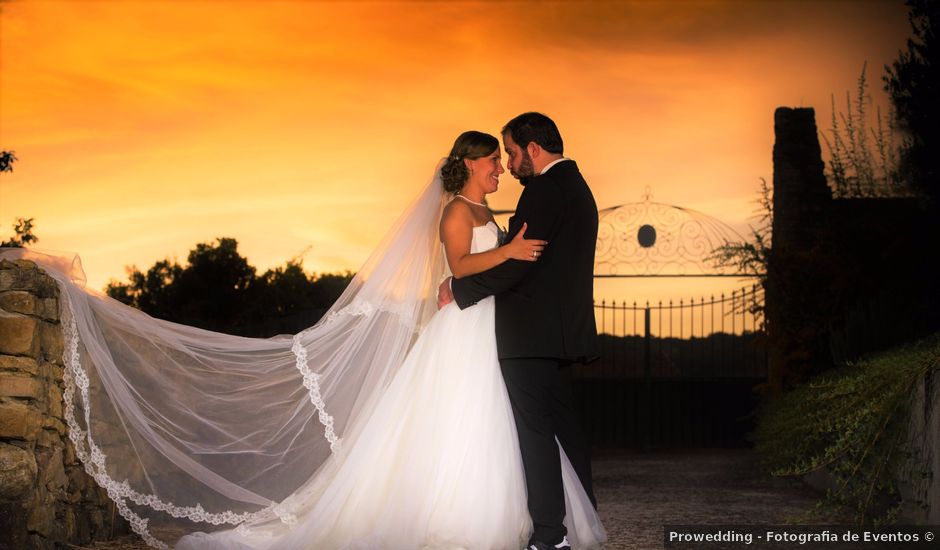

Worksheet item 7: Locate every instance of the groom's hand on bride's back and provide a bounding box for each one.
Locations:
[437,277,454,310]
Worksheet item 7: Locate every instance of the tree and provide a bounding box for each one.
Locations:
[708,178,771,330]
[0,150,16,173]
[107,259,183,320]
[174,238,258,332]
[1,217,39,248]
[0,151,38,248]
[884,0,939,206]
[107,238,354,336]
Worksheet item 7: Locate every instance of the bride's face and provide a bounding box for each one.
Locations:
[464,150,504,196]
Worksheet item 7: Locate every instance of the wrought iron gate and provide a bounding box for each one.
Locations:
[572,191,767,448]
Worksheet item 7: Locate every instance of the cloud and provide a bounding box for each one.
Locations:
[0,0,912,292]
[497,0,907,55]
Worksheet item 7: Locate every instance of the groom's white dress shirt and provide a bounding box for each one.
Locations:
[539,157,571,175]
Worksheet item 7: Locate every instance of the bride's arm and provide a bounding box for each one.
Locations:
[439,201,546,279]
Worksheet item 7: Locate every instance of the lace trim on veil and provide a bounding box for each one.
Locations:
[60,297,301,548]
[290,297,419,453]
[59,294,418,547]
[291,335,341,453]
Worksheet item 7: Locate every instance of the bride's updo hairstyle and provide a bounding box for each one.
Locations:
[441,131,499,194]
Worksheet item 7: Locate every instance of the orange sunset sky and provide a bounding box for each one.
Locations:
[0,0,911,304]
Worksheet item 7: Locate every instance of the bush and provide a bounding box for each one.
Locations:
[753,332,940,524]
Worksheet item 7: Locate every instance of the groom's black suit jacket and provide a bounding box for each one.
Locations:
[452,160,598,362]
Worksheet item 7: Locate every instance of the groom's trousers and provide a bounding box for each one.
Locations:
[499,357,596,544]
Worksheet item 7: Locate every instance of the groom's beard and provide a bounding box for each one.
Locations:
[510,150,535,182]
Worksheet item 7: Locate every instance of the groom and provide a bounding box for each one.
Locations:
[438,112,598,549]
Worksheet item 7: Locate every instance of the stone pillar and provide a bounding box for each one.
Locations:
[771,107,831,250]
[766,107,834,390]
[0,258,126,549]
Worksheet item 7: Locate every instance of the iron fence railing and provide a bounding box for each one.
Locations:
[577,284,767,379]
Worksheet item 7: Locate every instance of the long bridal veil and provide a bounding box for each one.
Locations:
[0,160,450,548]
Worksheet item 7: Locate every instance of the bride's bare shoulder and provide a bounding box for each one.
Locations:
[441,197,474,223]
[439,198,474,240]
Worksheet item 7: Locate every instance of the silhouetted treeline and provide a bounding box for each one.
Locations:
[885,0,939,209]
[575,332,766,379]
[106,237,353,337]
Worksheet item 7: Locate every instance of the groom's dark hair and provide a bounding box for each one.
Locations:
[502,112,564,155]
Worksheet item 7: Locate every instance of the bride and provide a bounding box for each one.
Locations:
[4,131,605,549]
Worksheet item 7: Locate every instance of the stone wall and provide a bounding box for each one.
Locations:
[768,107,937,386]
[0,258,126,549]
[802,364,940,524]
[902,366,940,524]
[826,197,938,363]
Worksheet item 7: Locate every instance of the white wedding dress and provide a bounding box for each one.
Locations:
[176,221,606,549]
[0,162,605,549]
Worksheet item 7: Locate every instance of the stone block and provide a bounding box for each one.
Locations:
[36,428,60,449]
[25,493,56,538]
[34,276,59,301]
[0,291,38,315]
[0,264,37,292]
[40,298,58,322]
[50,362,64,382]
[46,383,63,419]
[0,355,39,375]
[67,465,86,490]
[38,361,63,383]
[63,440,75,466]
[41,448,68,494]
[39,322,64,364]
[64,507,77,541]
[90,508,106,540]
[0,441,37,500]
[27,533,57,550]
[0,311,39,356]
[0,399,42,440]
[0,264,58,299]
[0,270,13,292]
[0,501,30,549]
[41,416,66,436]
[0,374,43,399]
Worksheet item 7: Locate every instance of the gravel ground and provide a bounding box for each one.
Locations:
[78,449,822,550]
[592,449,823,549]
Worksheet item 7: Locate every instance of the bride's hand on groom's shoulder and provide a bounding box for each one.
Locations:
[437,277,454,310]
[502,222,547,262]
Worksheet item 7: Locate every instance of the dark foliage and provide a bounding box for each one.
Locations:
[754,332,940,525]
[0,150,17,173]
[106,238,353,337]
[823,63,909,199]
[1,217,39,248]
[884,0,940,207]
[0,152,39,249]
